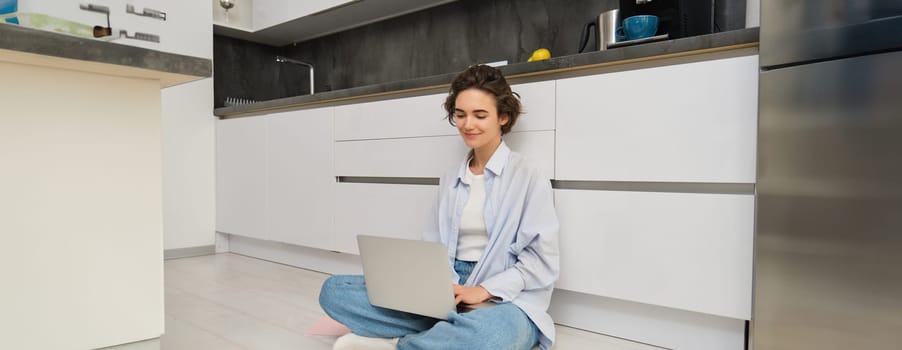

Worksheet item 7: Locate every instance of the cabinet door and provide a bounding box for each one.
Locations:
[554,189,754,320]
[334,131,556,179]
[334,93,450,141]
[266,108,335,251]
[334,135,467,178]
[512,80,556,131]
[216,116,267,239]
[333,183,436,254]
[333,81,555,141]
[254,0,355,30]
[555,55,759,183]
[16,1,174,52]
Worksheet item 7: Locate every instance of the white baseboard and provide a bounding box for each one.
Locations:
[226,233,362,275]
[96,337,160,350]
[163,245,216,260]
[550,289,746,350]
[215,231,231,253]
[223,233,747,350]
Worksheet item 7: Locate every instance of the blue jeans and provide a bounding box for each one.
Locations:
[319,260,539,350]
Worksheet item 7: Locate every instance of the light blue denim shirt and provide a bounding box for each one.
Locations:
[423,141,561,350]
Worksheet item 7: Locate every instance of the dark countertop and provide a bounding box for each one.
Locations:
[0,23,212,86]
[216,27,758,118]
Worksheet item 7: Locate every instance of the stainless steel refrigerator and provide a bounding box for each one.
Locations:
[754,1,902,349]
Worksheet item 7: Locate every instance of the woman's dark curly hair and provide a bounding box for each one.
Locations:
[443,65,522,135]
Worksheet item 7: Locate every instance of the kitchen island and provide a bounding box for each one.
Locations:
[0,24,210,350]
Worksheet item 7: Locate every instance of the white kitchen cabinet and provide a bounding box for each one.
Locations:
[334,135,466,178]
[334,131,556,179]
[554,189,754,320]
[216,116,267,239]
[333,182,436,254]
[333,81,555,142]
[252,0,352,30]
[212,0,253,31]
[12,1,211,58]
[266,108,335,251]
[511,80,556,131]
[555,55,759,183]
[213,0,455,45]
[217,110,336,251]
[333,92,451,141]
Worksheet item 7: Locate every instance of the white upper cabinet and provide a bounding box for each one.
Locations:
[555,55,759,183]
[15,1,211,58]
[252,0,351,30]
[212,0,254,31]
[214,0,456,45]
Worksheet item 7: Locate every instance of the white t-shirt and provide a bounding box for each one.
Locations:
[456,165,488,262]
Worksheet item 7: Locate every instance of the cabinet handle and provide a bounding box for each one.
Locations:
[126,4,166,21]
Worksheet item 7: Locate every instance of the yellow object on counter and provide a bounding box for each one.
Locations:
[528,48,551,62]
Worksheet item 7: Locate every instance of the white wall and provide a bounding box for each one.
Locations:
[162,79,216,250]
[158,1,216,250]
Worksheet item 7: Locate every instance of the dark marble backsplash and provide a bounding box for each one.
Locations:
[213,35,308,108]
[214,0,747,107]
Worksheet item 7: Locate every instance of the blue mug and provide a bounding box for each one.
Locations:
[617,15,659,41]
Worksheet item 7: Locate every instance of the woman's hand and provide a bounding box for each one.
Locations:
[453,284,492,305]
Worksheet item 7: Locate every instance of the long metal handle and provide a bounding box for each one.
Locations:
[126,4,166,21]
[119,30,160,43]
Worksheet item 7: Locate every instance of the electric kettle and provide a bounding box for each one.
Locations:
[578,9,620,53]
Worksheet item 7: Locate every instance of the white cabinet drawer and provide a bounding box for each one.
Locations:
[554,189,754,319]
[334,131,556,179]
[334,93,450,141]
[333,81,555,141]
[555,55,759,183]
[335,135,466,178]
[333,183,436,254]
[216,117,267,238]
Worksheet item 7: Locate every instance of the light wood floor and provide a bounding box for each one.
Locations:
[161,253,661,350]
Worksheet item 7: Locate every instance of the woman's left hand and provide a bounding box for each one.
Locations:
[453,284,492,305]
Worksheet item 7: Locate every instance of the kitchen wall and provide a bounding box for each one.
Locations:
[160,1,215,251]
[214,0,747,106]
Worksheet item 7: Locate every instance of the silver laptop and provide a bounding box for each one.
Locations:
[356,235,456,320]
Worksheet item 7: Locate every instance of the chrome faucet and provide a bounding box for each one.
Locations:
[275,56,315,94]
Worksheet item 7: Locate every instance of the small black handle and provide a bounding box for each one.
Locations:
[578,21,597,53]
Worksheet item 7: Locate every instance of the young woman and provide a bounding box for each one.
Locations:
[319,64,560,350]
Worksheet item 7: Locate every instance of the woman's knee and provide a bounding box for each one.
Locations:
[319,275,362,313]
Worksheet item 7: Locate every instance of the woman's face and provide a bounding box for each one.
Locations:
[453,88,509,152]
